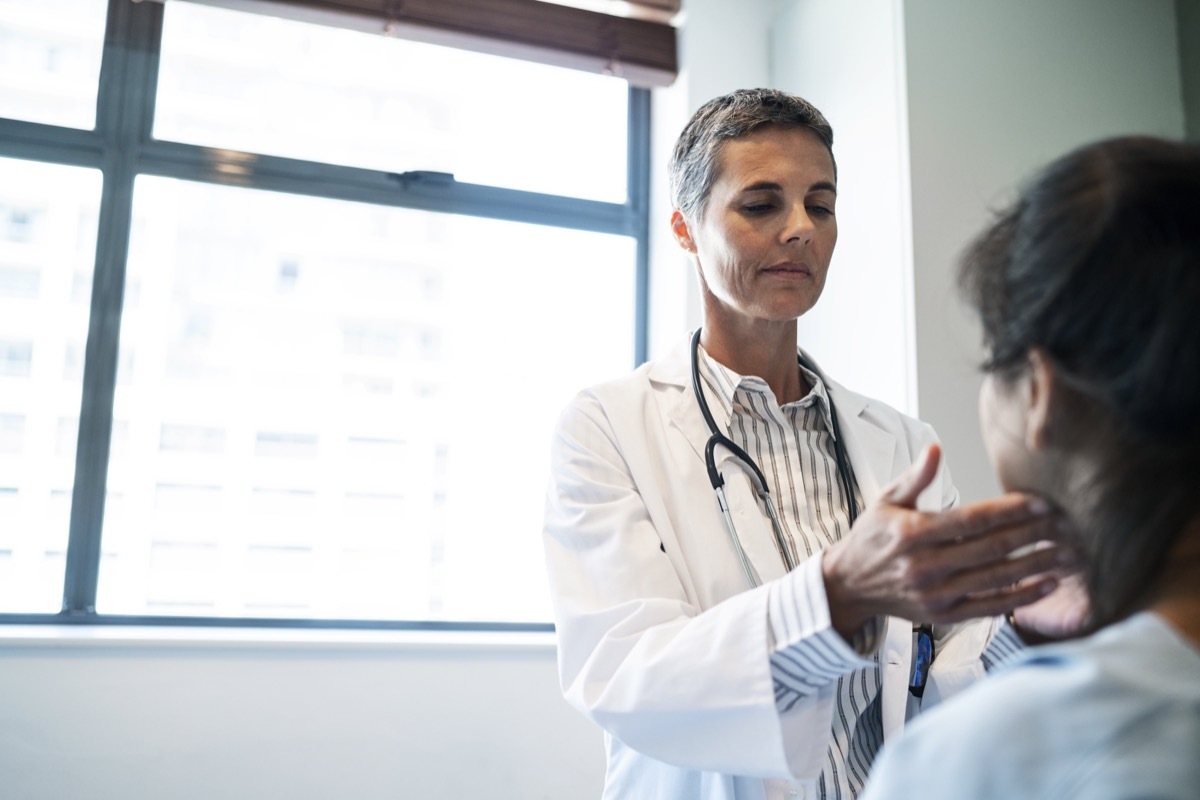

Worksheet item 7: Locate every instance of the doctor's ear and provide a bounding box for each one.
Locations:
[671,210,697,253]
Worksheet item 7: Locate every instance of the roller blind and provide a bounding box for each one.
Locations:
[146,0,679,87]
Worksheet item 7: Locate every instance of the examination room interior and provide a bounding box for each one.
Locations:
[1,1,1198,798]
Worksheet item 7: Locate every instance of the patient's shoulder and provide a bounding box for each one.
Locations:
[864,613,1200,800]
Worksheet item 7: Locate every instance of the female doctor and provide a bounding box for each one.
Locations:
[542,88,1078,800]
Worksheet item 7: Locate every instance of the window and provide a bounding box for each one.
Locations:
[0,156,100,614]
[0,0,652,628]
[154,2,631,201]
[0,0,107,130]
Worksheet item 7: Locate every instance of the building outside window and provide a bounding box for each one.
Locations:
[0,0,654,626]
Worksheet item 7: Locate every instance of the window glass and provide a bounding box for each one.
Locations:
[0,157,101,613]
[0,0,108,130]
[154,2,630,202]
[97,176,636,621]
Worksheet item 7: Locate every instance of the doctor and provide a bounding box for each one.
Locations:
[542,88,1076,800]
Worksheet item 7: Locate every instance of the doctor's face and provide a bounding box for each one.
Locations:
[672,125,838,326]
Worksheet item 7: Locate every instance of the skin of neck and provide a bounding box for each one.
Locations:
[699,306,810,405]
[1146,517,1200,647]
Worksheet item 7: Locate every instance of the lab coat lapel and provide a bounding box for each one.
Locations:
[651,338,711,467]
[820,380,897,506]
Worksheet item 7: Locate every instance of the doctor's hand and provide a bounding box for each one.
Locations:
[1009,569,1092,642]
[820,443,1077,642]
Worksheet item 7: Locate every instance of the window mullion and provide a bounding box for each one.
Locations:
[29,0,645,627]
[134,139,636,236]
[628,86,651,367]
[61,0,166,615]
[0,119,105,169]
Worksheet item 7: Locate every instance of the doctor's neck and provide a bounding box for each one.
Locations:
[699,319,810,405]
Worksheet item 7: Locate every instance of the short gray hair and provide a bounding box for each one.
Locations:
[668,88,835,220]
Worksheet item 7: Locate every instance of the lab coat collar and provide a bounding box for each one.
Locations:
[648,333,895,508]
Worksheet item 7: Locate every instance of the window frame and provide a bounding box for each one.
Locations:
[0,0,650,632]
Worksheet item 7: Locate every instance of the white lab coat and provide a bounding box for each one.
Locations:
[542,336,998,800]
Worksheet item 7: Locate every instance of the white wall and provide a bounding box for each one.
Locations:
[0,629,601,800]
[904,0,1186,501]
[1183,0,1200,140]
[648,0,776,357]
[771,0,916,414]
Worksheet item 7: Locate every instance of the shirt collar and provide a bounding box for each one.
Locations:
[695,344,837,436]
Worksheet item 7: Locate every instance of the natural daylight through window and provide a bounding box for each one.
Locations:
[0,0,649,628]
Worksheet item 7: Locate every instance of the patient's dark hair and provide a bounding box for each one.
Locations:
[958,135,1200,627]
[669,88,835,220]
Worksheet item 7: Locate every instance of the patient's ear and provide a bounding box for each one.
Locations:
[671,210,696,253]
[1025,348,1056,450]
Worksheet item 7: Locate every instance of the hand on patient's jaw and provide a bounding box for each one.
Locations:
[821,444,1078,641]
[1009,569,1092,642]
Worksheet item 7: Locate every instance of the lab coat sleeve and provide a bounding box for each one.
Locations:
[543,390,830,779]
[767,554,880,703]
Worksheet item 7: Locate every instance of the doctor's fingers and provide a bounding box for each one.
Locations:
[879,523,1074,619]
[878,443,941,507]
[907,492,1058,547]
[913,573,1061,625]
[905,537,1075,609]
[905,513,1076,581]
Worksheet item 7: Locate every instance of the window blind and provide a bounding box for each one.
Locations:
[145,0,679,87]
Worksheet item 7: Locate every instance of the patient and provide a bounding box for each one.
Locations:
[861,135,1200,799]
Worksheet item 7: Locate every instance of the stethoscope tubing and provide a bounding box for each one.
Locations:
[689,328,858,587]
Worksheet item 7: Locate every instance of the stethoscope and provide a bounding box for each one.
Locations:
[689,328,859,588]
[690,329,933,695]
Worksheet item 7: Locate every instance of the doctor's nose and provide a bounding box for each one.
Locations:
[781,203,815,244]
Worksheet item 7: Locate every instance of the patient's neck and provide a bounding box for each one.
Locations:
[1150,517,1200,647]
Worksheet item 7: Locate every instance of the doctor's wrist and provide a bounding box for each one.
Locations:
[821,556,876,644]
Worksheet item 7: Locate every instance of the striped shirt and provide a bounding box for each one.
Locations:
[697,347,880,799]
[697,346,1019,799]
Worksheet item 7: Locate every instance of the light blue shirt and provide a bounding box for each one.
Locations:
[860,612,1200,799]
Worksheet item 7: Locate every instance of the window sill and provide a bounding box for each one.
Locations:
[0,622,558,654]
